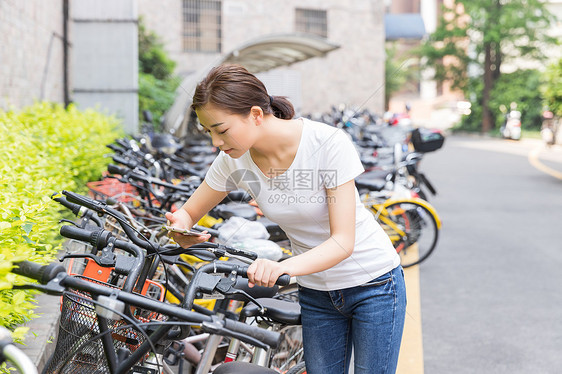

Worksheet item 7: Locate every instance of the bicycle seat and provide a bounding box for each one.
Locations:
[223,190,253,203]
[213,361,279,374]
[241,298,301,325]
[214,202,258,221]
[355,176,387,191]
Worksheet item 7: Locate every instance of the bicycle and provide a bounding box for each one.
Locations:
[11,259,290,374]
[362,193,441,267]
[52,190,304,373]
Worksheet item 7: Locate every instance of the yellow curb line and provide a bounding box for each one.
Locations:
[397,250,424,374]
[528,147,562,180]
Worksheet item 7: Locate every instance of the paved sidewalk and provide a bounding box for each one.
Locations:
[19,292,60,372]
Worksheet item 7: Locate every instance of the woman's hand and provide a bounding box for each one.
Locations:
[247,258,290,288]
[165,211,211,248]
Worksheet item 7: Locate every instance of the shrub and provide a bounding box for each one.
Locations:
[0,102,123,353]
[489,69,543,130]
[459,69,543,132]
[542,58,562,117]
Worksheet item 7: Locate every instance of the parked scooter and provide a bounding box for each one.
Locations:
[500,102,522,140]
[540,110,558,147]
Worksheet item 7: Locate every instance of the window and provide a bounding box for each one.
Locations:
[182,0,222,53]
[295,8,327,38]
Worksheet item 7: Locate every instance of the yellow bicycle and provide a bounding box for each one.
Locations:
[363,195,442,267]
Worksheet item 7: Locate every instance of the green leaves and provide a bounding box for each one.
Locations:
[419,0,557,132]
[0,101,123,345]
[542,58,562,117]
[138,18,180,130]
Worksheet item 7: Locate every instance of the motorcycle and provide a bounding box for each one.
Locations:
[500,107,522,140]
[540,110,558,147]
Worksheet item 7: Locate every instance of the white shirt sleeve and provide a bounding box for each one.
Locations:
[204,152,237,192]
[320,129,365,189]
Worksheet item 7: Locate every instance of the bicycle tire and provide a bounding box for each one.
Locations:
[376,200,440,267]
[285,360,306,374]
[268,325,303,373]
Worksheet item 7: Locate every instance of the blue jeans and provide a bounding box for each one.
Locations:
[298,266,407,374]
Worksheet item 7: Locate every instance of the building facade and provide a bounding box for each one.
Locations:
[0,0,66,110]
[0,0,138,133]
[138,0,386,116]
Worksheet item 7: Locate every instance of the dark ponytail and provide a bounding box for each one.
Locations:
[269,95,295,120]
[192,64,295,120]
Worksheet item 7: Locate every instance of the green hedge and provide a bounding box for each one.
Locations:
[0,102,123,347]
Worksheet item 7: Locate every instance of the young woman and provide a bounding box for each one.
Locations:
[166,64,406,374]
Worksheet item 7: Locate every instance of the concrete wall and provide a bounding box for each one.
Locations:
[0,0,65,110]
[71,0,139,134]
[138,0,386,115]
[0,0,139,133]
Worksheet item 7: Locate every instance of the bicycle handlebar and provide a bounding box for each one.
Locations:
[105,165,194,194]
[59,225,144,260]
[62,190,162,253]
[52,195,83,216]
[107,163,130,176]
[59,225,145,292]
[60,225,113,251]
[111,155,138,170]
[12,261,66,285]
[192,224,220,238]
[0,327,38,374]
[12,261,282,349]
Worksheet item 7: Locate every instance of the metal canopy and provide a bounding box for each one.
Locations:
[163,33,340,133]
[223,33,340,73]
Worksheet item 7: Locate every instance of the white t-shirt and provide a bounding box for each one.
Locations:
[205,118,400,291]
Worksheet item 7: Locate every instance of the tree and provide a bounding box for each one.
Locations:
[385,44,418,111]
[542,58,562,117]
[418,0,557,133]
[138,18,180,131]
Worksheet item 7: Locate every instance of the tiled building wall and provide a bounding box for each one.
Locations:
[0,0,65,110]
[138,0,386,115]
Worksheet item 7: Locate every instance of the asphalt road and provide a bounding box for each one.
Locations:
[418,135,562,373]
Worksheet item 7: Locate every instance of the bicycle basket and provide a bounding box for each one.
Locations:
[44,277,165,374]
[87,178,138,203]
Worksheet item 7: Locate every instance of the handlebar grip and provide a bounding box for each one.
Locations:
[192,225,219,238]
[12,261,66,285]
[223,319,282,349]
[107,163,130,176]
[52,196,82,216]
[115,138,131,149]
[112,155,137,169]
[237,265,291,286]
[63,190,101,211]
[275,274,291,286]
[60,225,111,250]
[106,143,125,153]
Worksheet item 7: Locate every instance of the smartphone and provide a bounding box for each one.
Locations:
[164,225,204,236]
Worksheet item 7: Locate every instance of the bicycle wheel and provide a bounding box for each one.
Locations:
[268,325,304,373]
[285,360,307,374]
[377,200,440,267]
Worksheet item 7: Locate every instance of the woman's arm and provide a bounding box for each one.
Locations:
[165,180,229,247]
[247,179,357,287]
